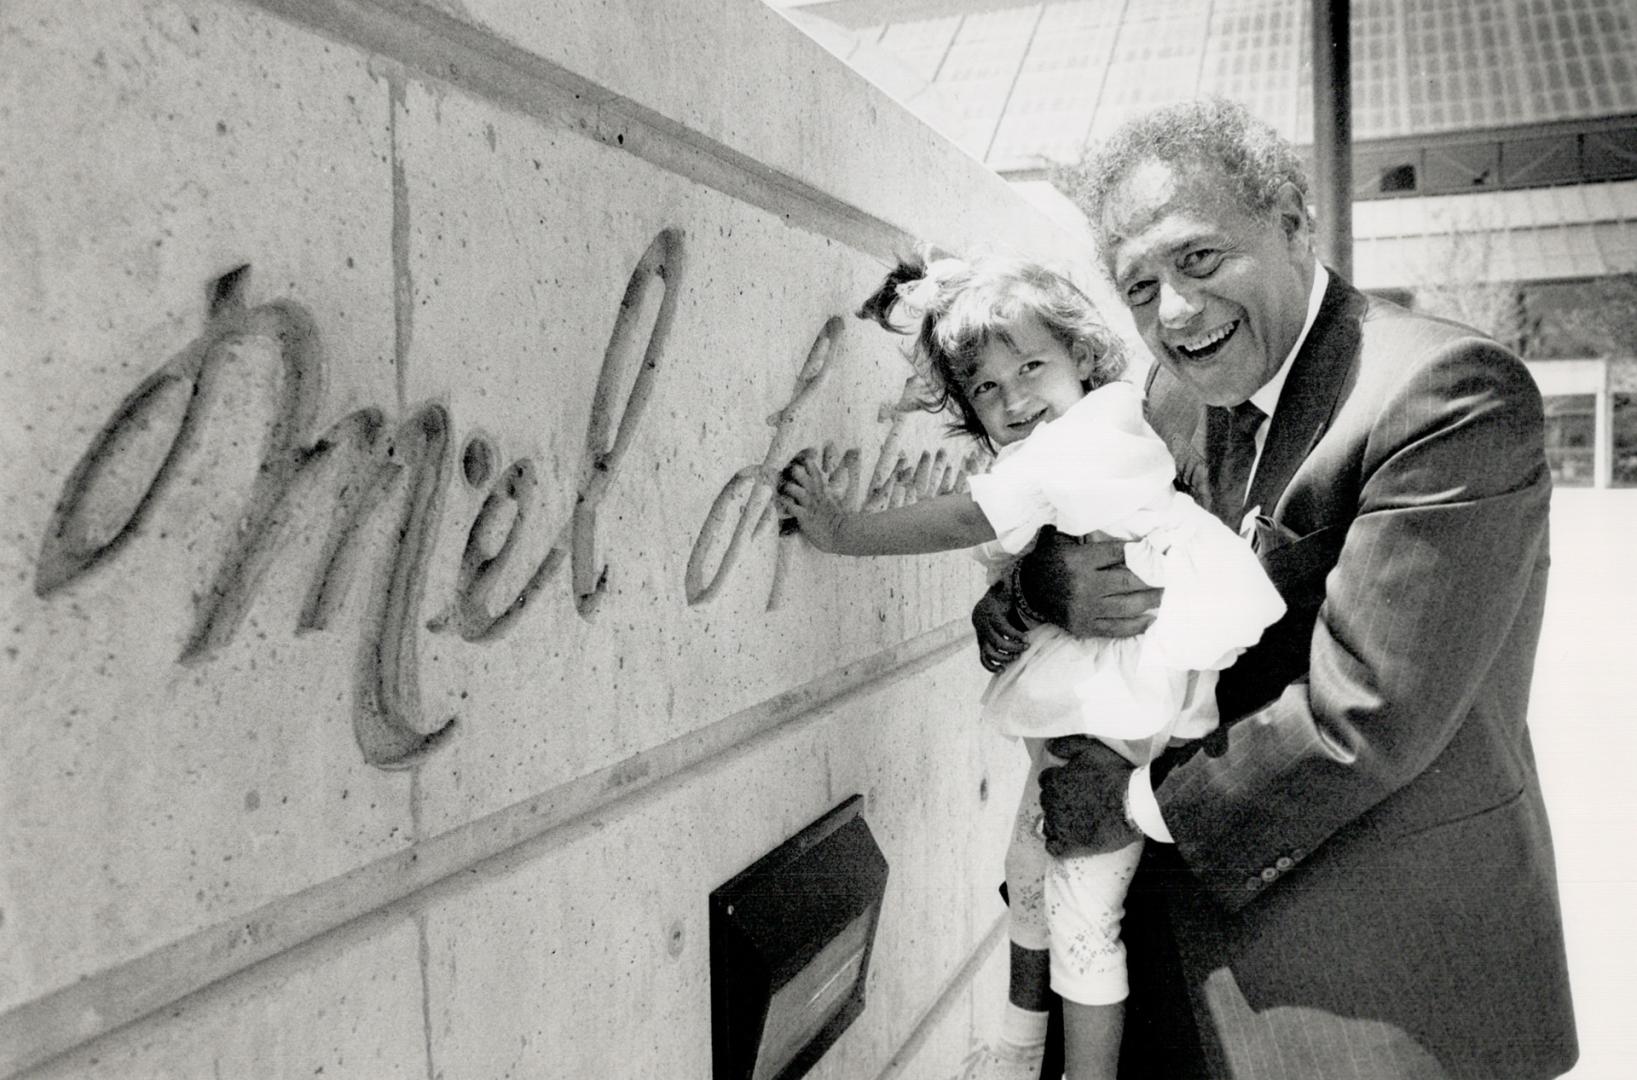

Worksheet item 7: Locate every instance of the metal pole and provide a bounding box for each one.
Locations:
[1311,0,1353,278]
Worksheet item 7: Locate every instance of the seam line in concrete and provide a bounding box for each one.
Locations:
[0,619,972,1078]
[249,0,917,261]
[416,913,436,1080]
[388,65,412,415]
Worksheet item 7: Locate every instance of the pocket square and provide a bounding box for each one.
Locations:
[1253,519,1349,610]
[1246,512,1302,557]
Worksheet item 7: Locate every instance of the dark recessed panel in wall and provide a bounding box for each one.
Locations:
[710,795,889,1080]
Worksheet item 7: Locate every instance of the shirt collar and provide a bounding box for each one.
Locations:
[1248,263,1328,418]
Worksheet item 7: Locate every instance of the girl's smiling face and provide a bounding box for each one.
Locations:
[958,313,1092,448]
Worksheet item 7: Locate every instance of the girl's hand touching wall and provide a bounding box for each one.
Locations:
[778,450,854,554]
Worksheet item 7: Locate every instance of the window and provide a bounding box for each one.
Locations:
[1501,136,1580,187]
[1380,163,1418,193]
[1614,394,1637,488]
[1543,394,1596,487]
[1424,142,1500,192]
[1585,128,1637,182]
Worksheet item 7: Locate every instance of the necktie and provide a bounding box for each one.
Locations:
[1208,400,1265,527]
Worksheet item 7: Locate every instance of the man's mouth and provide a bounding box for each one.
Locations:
[1172,320,1240,361]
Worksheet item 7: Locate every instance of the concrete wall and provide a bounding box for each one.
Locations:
[0,1,1098,1076]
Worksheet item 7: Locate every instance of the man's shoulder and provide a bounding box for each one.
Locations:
[1359,293,1511,361]
[1343,295,1542,435]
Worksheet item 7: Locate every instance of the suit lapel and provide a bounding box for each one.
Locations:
[1143,361,1208,500]
[1243,275,1366,519]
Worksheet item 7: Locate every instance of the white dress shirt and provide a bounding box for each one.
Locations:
[1126,264,1329,843]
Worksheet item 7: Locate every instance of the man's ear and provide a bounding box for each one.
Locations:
[1273,181,1312,246]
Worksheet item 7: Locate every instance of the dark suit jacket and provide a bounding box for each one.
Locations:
[1121,274,1577,1079]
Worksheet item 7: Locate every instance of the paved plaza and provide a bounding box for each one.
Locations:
[1531,490,1637,1079]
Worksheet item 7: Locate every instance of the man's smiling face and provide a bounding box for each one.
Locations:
[1102,159,1316,408]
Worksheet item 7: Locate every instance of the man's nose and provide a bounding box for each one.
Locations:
[1157,279,1202,329]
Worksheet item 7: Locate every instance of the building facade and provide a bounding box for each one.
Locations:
[779,0,1637,487]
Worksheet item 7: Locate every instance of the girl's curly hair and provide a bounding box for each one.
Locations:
[857,249,1127,452]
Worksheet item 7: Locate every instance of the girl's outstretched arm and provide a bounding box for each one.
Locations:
[777,452,996,556]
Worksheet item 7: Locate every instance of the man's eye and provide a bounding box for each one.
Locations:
[1126,281,1157,306]
[1181,249,1224,276]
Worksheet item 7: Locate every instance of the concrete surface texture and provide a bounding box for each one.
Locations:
[0,0,1098,1075]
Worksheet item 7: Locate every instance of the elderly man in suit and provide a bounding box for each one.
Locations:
[976,98,1578,1079]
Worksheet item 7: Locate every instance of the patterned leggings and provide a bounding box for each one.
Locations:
[1004,737,1144,1007]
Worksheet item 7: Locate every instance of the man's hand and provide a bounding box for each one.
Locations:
[971,577,1030,673]
[1038,736,1142,857]
[1018,527,1162,639]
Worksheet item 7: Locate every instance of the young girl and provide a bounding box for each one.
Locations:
[778,252,1284,1080]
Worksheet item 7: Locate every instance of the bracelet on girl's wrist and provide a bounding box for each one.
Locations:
[1008,560,1047,627]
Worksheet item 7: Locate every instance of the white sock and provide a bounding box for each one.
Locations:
[998,1002,1049,1058]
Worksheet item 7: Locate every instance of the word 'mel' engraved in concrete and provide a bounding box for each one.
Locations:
[35,229,686,768]
[437,227,684,640]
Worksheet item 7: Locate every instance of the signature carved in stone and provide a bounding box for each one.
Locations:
[35,228,974,766]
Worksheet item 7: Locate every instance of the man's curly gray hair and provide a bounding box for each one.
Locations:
[1065,98,1312,257]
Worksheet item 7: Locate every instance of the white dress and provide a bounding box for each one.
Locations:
[967,380,1286,750]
